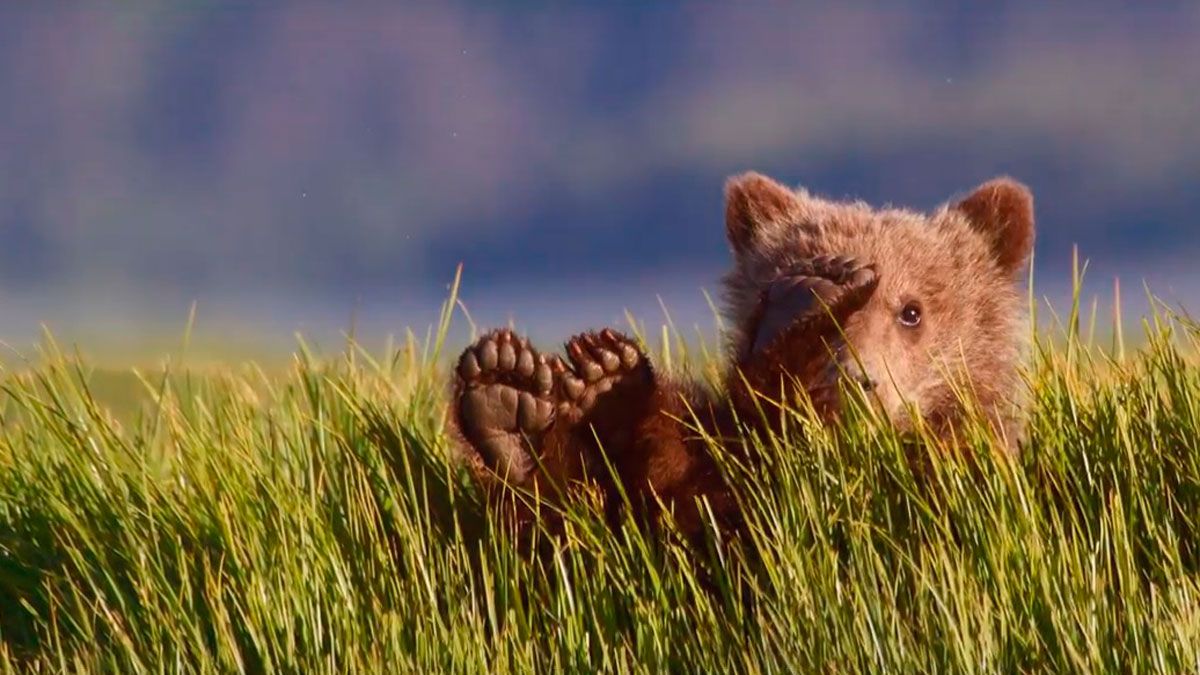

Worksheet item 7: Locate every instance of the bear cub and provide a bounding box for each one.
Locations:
[451,172,1035,538]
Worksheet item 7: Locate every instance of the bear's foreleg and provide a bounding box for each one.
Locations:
[730,256,879,430]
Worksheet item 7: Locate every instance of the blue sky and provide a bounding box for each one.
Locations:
[1,3,1196,353]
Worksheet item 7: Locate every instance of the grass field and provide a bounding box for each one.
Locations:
[1,282,1198,673]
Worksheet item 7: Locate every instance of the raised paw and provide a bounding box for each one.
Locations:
[749,255,878,354]
[454,328,560,484]
[558,328,652,420]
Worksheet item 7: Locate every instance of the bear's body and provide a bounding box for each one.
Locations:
[451,172,1035,538]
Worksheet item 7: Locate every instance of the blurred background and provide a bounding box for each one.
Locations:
[1,3,1197,362]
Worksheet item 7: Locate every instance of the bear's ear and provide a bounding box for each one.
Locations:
[954,177,1035,275]
[725,172,801,256]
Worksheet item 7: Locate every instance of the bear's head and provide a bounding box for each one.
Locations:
[722,172,1035,443]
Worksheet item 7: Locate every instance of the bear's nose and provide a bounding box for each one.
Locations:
[840,361,877,392]
[856,372,877,392]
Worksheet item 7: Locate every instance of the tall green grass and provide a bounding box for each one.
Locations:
[0,283,1198,672]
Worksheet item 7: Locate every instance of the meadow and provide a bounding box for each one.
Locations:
[0,277,1198,673]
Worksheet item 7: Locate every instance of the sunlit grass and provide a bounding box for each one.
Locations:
[0,271,1198,672]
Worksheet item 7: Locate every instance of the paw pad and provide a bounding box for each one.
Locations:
[559,329,648,413]
[454,327,651,485]
[455,329,559,483]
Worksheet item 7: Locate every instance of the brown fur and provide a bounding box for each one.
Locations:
[452,172,1035,539]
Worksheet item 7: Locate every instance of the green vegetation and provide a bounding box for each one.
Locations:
[1,283,1198,673]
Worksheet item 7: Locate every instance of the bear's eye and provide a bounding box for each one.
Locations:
[898,302,922,328]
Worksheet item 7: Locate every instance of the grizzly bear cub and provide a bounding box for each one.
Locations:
[451,172,1035,538]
